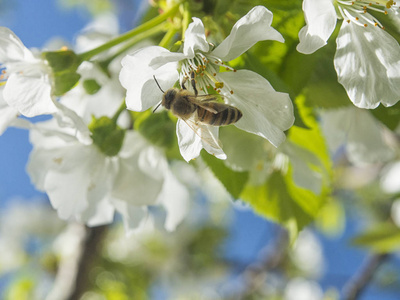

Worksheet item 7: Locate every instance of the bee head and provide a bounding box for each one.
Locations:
[162,89,177,110]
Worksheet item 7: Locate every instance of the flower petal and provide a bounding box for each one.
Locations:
[113,200,148,235]
[320,106,394,164]
[112,132,164,205]
[0,95,18,135]
[211,6,284,61]
[296,0,337,54]
[183,18,210,57]
[219,70,294,147]
[0,27,33,62]
[3,72,57,117]
[158,170,189,231]
[176,118,226,162]
[120,46,179,112]
[334,21,400,108]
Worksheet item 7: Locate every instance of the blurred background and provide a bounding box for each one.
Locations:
[1,0,400,299]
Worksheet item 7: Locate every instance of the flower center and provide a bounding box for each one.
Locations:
[179,52,236,95]
[334,0,399,29]
[0,64,8,86]
[335,0,399,28]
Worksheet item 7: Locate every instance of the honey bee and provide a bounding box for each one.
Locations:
[153,72,242,127]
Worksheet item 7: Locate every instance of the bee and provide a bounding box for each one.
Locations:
[153,72,242,127]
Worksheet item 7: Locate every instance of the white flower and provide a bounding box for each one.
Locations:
[320,106,395,165]
[120,6,294,162]
[27,119,188,234]
[0,27,57,117]
[0,94,18,135]
[297,0,400,109]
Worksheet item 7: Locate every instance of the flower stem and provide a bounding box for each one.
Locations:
[78,2,182,61]
[99,22,168,71]
[181,2,191,40]
[112,100,127,123]
[158,24,179,48]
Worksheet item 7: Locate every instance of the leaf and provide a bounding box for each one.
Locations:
[201,151,249,199]
[241,171,319,242]
[241,95,332,239]
[42,50,82,96]
[370,101,400,131]
[352,223,400,253]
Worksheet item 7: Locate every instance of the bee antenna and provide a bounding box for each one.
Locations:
[153,75,165,93]
[153,101,162,113]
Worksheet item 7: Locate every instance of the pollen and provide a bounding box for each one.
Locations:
[215,82,224,89]
[230,90,234,94]
[53,157,63,164]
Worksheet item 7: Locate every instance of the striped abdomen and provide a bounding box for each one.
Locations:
[197,104,242,126]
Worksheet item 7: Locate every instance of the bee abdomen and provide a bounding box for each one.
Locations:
[197,106,242,126]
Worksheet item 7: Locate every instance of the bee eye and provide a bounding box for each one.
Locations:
[163,89,177,109]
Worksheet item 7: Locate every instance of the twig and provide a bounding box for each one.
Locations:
[46,223,108,300]
[236,226,289,299]
[342,253,389,300]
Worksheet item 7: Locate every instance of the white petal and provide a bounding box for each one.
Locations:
[212,6,284,61]
[79,158,118,226]
[381,162,400,194]
[112,132,164,205]
[219,70,294,147]
[3,72,57,117]
[120,46,179,112]
[52,100,92,145]
[0,27,33,61]
[37,145,96,220]
[183,18,210,57]
[113,200,148,235]
[0,95,18,135]
[296,0,337,54]
[176,118,226,162]
[334,21,400,108]
[159,170,189,231]
[281,141,322,195]
[320,107,394,164]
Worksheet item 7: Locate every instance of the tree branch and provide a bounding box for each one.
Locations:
[236,226,289,298]
[342,253,389,300]
[46,223,108,300]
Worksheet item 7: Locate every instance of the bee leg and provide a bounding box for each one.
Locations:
[190,71,198,96]
[181,76,188,90]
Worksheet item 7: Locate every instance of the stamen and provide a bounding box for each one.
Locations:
[0,64,7,86]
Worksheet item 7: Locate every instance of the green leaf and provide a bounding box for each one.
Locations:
[53,71,81,96]
[201,151,249,199]
[352,223,400,253]
[241,171,318,241]
[42,50,82,96]
[42,50,81,72]
[134,110,177,149]
[370,101,400,131]
[241,95,332,239]
[83,79,102,95]
[88,116,125,157]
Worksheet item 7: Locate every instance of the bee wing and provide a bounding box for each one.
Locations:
[187,95,229,114]
[177,116,226,161]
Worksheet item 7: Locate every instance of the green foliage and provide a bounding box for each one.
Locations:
[88,116,126,157]
[42,50,81,96]
[241,95,331,238]
[370,101,400,131]
[201,150,249,199]
[134,110,177,150]
[58,0,115,15]
[83,79,102,95]
[241,171,319,240]
[352,222,400,253]
[5,278,34,300]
